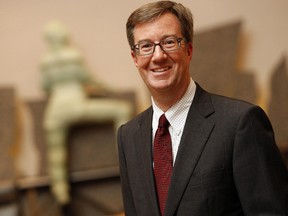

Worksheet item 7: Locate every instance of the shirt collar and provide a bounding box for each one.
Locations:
[152,78,196,133]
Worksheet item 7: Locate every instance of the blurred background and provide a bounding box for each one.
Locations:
[0,0,288,215]
[1,0,287,110]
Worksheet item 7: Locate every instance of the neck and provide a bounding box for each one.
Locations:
[152,79,191,112]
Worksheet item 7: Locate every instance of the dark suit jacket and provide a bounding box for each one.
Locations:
[117,83,288,216]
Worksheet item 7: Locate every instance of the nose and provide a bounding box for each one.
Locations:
[152,44,166,60]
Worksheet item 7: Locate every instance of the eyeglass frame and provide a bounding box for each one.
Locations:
[131,36,185,56]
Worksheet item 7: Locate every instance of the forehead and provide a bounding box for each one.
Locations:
[133,13,182,43]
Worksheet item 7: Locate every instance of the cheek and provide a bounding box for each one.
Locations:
[178,52,191,69]
[134,57,150,70]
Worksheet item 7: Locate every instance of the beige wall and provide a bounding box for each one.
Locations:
[1,0,288,111]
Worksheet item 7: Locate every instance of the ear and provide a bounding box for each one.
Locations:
[131,50,139,67]
[187,42,193,59]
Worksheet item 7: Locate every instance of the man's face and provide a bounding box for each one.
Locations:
[131,13,193,95]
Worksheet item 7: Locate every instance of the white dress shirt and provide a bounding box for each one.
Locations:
[152,79,196,165]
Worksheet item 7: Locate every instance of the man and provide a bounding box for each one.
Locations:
[117,1,288,215]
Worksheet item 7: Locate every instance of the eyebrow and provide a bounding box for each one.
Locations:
[135,34,178,44]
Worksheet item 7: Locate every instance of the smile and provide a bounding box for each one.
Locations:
[152,66,171,72]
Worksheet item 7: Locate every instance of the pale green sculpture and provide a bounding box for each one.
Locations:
[40,21,132,205]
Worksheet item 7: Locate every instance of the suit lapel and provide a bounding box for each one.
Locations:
[165,84,215,216]
[136,108,160,215]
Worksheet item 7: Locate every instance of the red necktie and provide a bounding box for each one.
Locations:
[153,114,173,215]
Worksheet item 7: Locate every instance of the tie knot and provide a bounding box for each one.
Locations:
[158,114,169,128]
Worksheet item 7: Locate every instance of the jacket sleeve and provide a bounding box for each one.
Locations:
[233,105,288,215]
[117,125,137,216]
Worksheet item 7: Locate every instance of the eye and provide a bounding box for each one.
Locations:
[162,37,177,48]
[139,42,154,50]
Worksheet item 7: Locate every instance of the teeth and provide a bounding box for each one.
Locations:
[153,67,169,72]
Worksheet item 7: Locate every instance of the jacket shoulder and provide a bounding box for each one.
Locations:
[120,106,152,130]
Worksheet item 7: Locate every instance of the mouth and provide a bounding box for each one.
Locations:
[151,66,171,73]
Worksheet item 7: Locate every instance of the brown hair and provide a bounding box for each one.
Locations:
[126,1,194,48]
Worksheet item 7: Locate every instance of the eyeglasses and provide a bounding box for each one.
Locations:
[132,37,185,56]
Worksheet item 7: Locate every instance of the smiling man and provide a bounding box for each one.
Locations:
[117,1,288,216]
[130,12,192,112]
